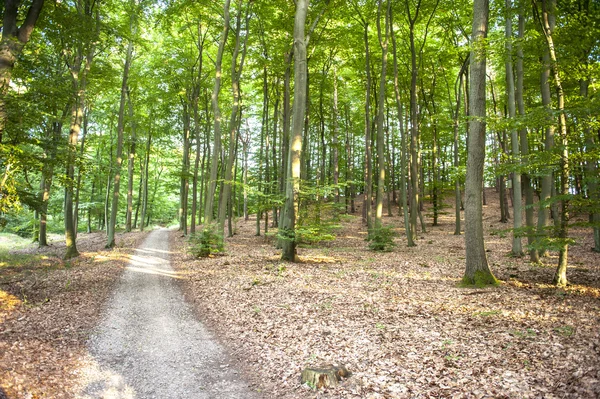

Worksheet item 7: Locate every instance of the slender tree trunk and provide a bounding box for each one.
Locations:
[515,10,535,259]
[205,0,231,225]
[125,89,137,232]
[133,157,143,229]
[408,20,419,243]
[463,0,496,286]
[505,0,523,255]
[107,29,134,248]
[534,0,569,285]
[332,68,340,203]
[281,0,309,261]
[362,21,373,230]
[140,127,152,232]
[73,108,89,239]
[218,4,249,237]
[390,8,413,246]
[375,0,390,229]
[179,99,191,235]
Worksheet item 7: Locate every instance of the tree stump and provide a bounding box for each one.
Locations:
[301,365,349,389]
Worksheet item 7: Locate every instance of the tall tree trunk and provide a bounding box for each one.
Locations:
[505,0,523,255]
[281,0,309,262]
[535,0,569,285]
[452,60,467,235]
[140,126,152,232]
[516,10,535,260]
[332,68,340,203]
[73,107,89,239]
[179,98,191,235]
[205,0,231,225]
[107,26,134,248]
[390,8,413,246]
[407,12,419,243]
[362,21,373,230]
[375,0,390,229]
[125,89,137,232]
[219,3,249,237]
[533,0,555,261]
[463,0,496,286]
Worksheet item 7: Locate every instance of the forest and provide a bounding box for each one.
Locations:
[1,0,600,397]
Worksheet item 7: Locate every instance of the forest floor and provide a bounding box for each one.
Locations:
[0,230,150,398]
[0,189,599,398]
[170,189,600,399]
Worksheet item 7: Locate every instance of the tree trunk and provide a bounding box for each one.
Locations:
[204,0,231,225]
[125,89,137,232]
[362,21,373,230]
[375,0,390,229]
[534,0,569,285]
[281,0,309,262]
[515,10,535,260]
[179,98,191,235]
[505,0,523,255]
[408,17,419,243]
[73,107,89,239]
[218,4,249,237]
[463,0,496,286]
[390,8,413,246]
[140,126,152,232]
[107,28,134,248]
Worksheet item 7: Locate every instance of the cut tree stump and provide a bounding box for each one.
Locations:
[301,365,350,389]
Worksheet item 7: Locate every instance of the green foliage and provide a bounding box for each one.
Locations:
[188,225,224,258]
[366,226,396,252]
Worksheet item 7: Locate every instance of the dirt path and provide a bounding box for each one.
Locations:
[75,229,256,399]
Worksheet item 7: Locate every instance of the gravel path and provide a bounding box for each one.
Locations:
[75,229,256,399]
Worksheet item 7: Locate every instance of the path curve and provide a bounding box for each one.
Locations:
[76,229,256,399]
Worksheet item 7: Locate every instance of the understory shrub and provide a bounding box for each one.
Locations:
[367,226,396,252]
[188,225,224,258]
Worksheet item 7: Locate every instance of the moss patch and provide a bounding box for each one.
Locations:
[459,270,499,288]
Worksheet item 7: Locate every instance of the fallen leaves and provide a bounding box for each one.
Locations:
[171,193,600,399]
[0,230,149,399]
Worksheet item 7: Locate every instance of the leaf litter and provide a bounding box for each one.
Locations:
[170,193,600,399]
[0,190,599,398]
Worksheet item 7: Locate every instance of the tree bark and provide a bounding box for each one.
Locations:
[125,88,137,232]
[463,0,496,286]
[390,7,414,246]
[505,0,523,255]
[218,3,249,237]
[375,0,390,229]
[107,23,134,248]
[281,0,309,262]
[204,0,231,225]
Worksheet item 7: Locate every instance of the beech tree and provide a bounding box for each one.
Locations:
[463,0,497,286]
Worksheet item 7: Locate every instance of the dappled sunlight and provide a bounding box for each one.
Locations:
[128,254,162,267]
[135,247,174,255]
[76,356,136,399]
[298,254,342,264]
[0,290,22,322]
[126,265,182,279]
[506,278,600,298]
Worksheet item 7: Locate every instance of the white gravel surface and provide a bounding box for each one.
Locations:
[75,229,257,399]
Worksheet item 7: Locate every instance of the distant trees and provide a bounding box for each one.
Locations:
[0,0,598,284]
